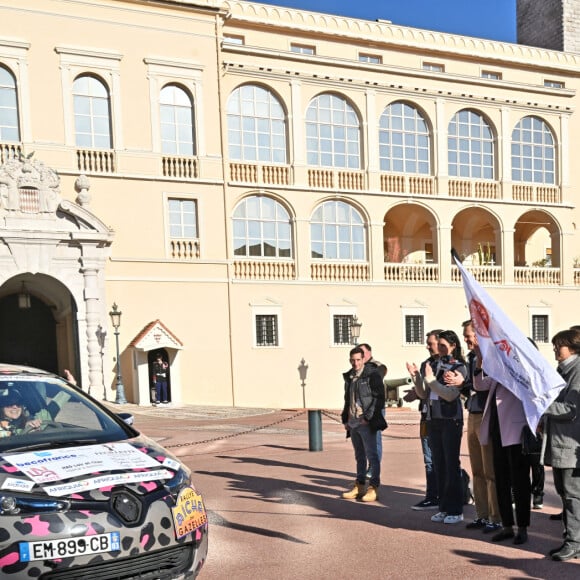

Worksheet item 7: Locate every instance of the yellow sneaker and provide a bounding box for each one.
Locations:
[361,485,379,502]
[342,482,365,499]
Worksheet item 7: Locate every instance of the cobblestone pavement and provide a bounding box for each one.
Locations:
[107,404,579,579]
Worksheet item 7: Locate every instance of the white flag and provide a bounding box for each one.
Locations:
[453,252,565,431]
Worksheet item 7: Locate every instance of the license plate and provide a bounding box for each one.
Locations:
[19,532,121,562]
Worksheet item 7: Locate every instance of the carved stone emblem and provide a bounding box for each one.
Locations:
[0,154,61,214]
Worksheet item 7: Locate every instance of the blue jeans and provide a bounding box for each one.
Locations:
[428,418,463,516]
[350,423,380,488]
[155,380,168,402]
[420,420,438,501]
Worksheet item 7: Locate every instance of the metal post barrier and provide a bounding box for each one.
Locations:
[308,409,323,451]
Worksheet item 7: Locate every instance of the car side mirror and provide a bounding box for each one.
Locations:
[117,412,134,426]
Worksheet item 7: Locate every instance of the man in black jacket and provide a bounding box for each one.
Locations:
[341,346,387,502]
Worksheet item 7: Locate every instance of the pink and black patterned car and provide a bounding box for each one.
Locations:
[0,363,208,579]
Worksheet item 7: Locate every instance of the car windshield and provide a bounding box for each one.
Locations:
[0,374,134,452]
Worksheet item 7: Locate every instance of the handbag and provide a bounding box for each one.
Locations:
[521,425,542,455]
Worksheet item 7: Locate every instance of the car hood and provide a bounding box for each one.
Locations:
[0,434,187,500]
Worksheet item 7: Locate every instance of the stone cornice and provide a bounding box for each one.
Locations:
[223,0,580,73]
[222,45,576,105]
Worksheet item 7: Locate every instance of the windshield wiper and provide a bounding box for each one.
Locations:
[2,438,100,454]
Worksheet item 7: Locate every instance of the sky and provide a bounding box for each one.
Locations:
[252,0,517,43]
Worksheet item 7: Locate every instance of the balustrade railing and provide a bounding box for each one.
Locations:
[380,173,434,195]
[512,183,561,204]
[76,149,116,173]
[514,266,561,285]
[170,238,200,260]
[383,263,439,282]
[449,179,499,199]
[233,259,296,280]
[0,142,21,163]
[307,168,365,190]
[229,260,569,286]
[229,162,290,186]
[451,264,502,284]
[163,156,198,180]
[310,261,369,282]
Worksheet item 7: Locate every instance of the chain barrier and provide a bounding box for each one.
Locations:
[321,409,342,423]
[164,408,421,449]
[322,408,421,440]
[165,409,307,449]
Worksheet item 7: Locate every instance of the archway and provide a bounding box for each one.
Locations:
[0,275,79,376]
[0,295,57,372]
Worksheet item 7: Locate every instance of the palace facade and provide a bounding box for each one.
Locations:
[1,0,579,408]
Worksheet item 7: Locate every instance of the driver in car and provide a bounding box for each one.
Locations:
[0,390,69,437]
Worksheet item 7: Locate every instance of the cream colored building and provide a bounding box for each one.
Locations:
[0,0,579,409]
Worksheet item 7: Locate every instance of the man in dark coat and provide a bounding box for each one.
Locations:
[341,346,387,502]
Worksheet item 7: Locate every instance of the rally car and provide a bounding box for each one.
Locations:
[0,363,208,579]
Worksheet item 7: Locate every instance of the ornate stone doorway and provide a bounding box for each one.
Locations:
[0,155,113,395]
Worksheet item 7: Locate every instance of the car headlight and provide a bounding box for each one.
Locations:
[164,467,192,500]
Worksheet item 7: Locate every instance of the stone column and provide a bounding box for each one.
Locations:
[369,218,385,281]
[438,225,453,282]
[81,259,105,396]
[289,80,306,185]
[502,228,515,284]
[434,98,448,196]
[365,89,379,191]
[500,107,512,201]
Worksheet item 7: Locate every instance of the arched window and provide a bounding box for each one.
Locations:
[73,75,112,149]
[511,116,555,184]
[160,85,195,156]
[0,66,19,142]
[233,195,292,258]
[306,93,360,168]
[227,85,286,163]
[311,200,365,260]
[379,102,430,174]
[448,109,494,179]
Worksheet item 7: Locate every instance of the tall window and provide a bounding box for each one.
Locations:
[532,314,549,343]
[227,85,286,163]
[311,200,365,260]
[160,85,195,156]
[379,102,430,174]
[405,315,424,344]
[448,109,494,179]
[511,116,555,184]
[233,195,292,258]
[306,93,360,168]
[255,314,279,347]
[73,75,112,148]
[168,199,197,238]
[333,314,354,346]
[0,66,19,142]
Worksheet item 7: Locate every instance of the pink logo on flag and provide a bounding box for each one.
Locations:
[494,339,512,356]
[469,299,490,337]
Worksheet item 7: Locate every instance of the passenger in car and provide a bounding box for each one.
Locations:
[0,389,70,437]
[0,391,42,437]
